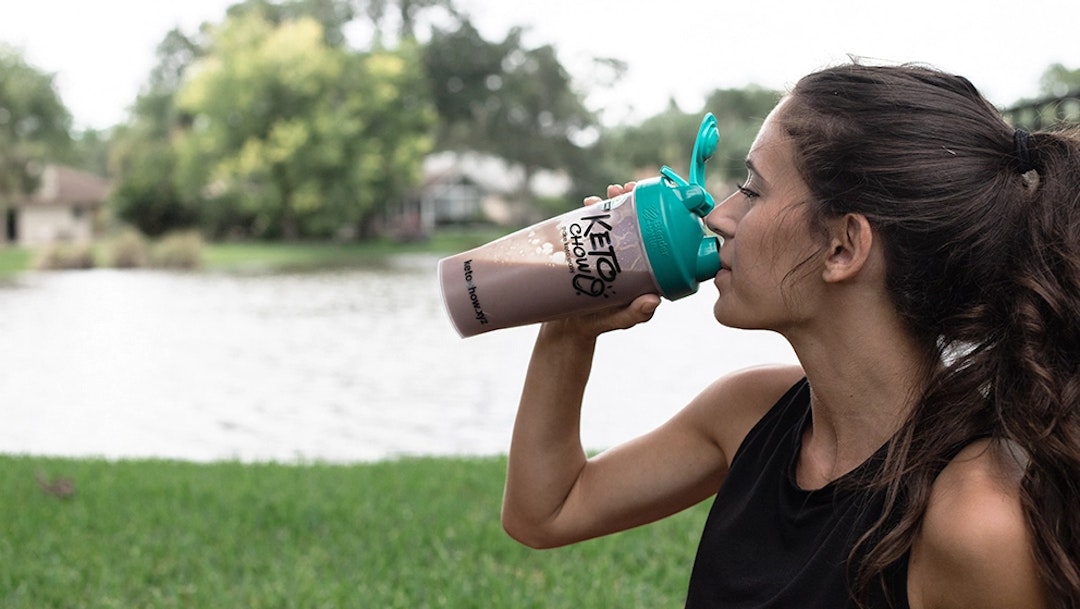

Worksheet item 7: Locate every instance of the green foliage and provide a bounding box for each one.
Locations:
[66,128,111,176]
[0,456,709,608]
[425,22,597,158]
[109,137,196,237]
[423,20,510,145]
[605,103,704,179]
[423,20,597,216]
[704,87,783,183]
[227,0,358,47]
[1039,63,1080,97]
[603,86,780,190]
[102,2,778,238]
[1007,63,1080,130]
[108,27,205,237]
[174,11,435,239]
[0,45,73,202]
[359,0,460,41]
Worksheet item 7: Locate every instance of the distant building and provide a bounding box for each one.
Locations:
[1,164,111,247]
[387,151,571,239]
[1004,91,1080,130]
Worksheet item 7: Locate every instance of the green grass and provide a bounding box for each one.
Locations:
[0,247,32,278]
[1,455,709,608]
[202,229,506,272]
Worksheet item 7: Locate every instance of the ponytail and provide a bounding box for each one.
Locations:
[995,127,1080,606]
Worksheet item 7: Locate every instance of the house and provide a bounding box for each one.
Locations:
[1,164,110,247]
[387,151,571,239]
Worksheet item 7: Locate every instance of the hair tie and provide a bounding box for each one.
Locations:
[1013,129,1035,173]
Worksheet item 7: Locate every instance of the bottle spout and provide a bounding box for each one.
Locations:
[660,113,719,218]
[689,113,719,190]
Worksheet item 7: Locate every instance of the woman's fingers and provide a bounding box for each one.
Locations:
[583,182,638,207]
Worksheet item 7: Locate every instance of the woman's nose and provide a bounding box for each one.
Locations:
[705,191,743,240]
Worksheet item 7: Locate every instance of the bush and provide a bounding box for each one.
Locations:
[35,242,95,270]
[151,231,203,270]
[105,228,150,268]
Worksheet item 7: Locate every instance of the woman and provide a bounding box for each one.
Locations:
[500,63,1080,608]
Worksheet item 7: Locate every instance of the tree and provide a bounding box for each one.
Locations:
[1039,63,1080,97]
[423,21,598,220]
[354,0,460,42]
[68,128,111,178]
[0,45,72,205]
[703,87,782,182]
[173,10,435,239]
[227,0,357,47]
[602,86,779,192]
[604,101,702,180]
[1005,63,1080,130]
[108,28,204,236]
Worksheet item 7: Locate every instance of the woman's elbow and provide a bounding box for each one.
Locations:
[500,508,565,549]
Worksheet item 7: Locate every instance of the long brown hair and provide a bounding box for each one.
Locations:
[782,62,1080,607]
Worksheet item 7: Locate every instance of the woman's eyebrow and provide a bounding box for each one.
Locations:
[745,158,768,188]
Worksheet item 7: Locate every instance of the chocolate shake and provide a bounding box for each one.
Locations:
[439,194,659,337]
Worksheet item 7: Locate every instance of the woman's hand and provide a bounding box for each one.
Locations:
[539,294,661,343]
[543,181,655,340]
[583,182,638,206]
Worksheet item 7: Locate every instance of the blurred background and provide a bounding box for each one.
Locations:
[1,0,1078,463]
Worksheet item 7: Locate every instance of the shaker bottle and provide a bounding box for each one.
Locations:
[438,113,722,338]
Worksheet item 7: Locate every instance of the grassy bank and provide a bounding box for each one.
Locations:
[0,227,507,277]
[1,455,709,608]
[202,229,506,272]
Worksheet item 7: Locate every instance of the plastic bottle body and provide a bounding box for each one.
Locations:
[438,192,659,337]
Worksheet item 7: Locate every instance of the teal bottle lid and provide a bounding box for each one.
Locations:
[635,113,722,299]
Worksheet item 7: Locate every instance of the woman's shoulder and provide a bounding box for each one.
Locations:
[908,438,1048,609]
[692,364,805,421]
[703,363,805,398]
[684,364,805,462]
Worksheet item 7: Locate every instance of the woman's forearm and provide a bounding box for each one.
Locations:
[501,322,599,547]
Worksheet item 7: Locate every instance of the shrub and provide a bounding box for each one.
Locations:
[35,242,95,270]
[151,231,203,270]
[106,229,150,268]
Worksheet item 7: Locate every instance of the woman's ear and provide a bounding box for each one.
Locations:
[822,213,874,283]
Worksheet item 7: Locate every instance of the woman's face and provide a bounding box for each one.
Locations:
[706,98,823,331]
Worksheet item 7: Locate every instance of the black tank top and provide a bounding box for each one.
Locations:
[685,378,909,608]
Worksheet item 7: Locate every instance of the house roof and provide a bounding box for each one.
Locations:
[18,164,111,208]
[421,151,570,198]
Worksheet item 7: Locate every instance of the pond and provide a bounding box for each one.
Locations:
[0,253,797,463]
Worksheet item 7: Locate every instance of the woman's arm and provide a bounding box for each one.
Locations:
[501,300,802,548]
[500,180,803,548]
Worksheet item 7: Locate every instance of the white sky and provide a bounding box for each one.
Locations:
[2,0,1078,131]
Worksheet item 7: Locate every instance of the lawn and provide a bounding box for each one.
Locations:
[1,455,709,608]
[0,247,32,278]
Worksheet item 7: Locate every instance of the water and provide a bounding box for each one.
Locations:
[0,254,797,463]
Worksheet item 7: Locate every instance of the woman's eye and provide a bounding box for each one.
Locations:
[738,184,760,200]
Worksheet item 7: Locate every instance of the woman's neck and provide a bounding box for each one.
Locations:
[785,301,932,489]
